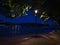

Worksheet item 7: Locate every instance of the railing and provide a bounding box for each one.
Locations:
[0,23,59,37]
[0,24,24,37]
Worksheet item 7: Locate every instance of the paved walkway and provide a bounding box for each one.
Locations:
[0,31,60,45]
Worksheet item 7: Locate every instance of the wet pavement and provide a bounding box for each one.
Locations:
[0,31,60,45]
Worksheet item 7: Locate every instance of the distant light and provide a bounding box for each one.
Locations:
[34,10,38,14]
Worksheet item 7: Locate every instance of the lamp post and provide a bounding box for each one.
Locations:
[34,9,38,23]
[34,9,38,36]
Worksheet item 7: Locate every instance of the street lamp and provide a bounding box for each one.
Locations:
[34,9,38,23]
[34,10,38,16]
[34,9,38,36]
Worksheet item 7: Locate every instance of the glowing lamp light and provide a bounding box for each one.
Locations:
[34,10,38,14]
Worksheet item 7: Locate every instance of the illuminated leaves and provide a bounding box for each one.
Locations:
[39,11,50,23]
[0,0,32,18]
